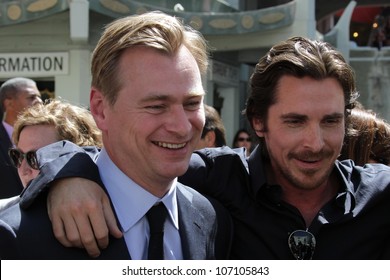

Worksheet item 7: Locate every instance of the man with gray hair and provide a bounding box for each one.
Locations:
[0,77,42,198]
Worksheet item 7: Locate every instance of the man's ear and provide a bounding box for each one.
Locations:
[90,87,107,131]
[204,130,216,147]
[3,98,13,111]
[252,118,265,137]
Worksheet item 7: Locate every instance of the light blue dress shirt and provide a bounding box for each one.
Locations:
[96,148,183,260]
[2,121,13,145]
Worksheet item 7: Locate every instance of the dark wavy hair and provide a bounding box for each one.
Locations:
[244,37,359,156]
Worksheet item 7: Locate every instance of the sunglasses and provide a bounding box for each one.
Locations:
[8,148,39,170]
[288,230,316,260]
[237,137,251,142]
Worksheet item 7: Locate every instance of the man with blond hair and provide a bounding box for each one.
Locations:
[0,12,232,260]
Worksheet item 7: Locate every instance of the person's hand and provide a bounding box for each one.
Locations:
[47,178,122,257]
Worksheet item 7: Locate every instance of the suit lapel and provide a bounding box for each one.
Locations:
[98,183,211,260]
[99,236,131,259]
[176,184,209,260]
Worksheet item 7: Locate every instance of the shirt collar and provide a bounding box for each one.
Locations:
[95,148,179,233]
[2,121,13,144]
[333,160,356,211]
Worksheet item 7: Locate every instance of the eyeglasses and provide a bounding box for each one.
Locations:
[8,148,39,170]
[288,230,316,260]
[237,137,251,142]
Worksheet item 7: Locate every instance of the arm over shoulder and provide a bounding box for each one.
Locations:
[19,140,101,209]
[179,146,248,194]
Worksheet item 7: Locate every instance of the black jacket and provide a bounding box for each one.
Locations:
[17,141,390,259]
[0,141,233,260]
[0,123,23,199]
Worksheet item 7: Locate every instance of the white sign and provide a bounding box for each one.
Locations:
[0,52,69,78]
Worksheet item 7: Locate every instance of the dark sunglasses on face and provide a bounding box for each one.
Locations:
[237,137,251,142]
[8,148,39,170]
[288,230,316,260]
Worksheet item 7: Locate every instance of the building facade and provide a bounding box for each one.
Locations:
[0,0,389,145]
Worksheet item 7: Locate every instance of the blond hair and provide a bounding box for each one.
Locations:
[91,11,209,106]
[13,99,102,147]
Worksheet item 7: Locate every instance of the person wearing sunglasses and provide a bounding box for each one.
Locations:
[232,128,252,157]
[11,37,390,259]
[0,99,102,211]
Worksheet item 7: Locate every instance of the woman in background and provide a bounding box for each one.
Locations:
[0,99,102,211]
[232,128,252,157]
[339,106,390,166]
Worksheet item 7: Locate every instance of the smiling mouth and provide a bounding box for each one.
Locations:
[300,159,321,163]
[154,141,186,149]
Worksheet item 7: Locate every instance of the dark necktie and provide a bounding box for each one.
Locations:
[146,203,167,260]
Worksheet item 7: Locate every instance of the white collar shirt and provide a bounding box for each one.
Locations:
[96,148,183,260]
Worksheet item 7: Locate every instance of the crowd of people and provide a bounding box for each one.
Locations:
[0,11,390,260]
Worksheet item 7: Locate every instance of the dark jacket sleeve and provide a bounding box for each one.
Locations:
[20,143,247,209]
[0,218,19,259]
[19,140,102,209]
[205,195,233,259]
[179,146,248,194]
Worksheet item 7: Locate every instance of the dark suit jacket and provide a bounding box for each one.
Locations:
[0,141,233,259]
[0,123,23,198]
